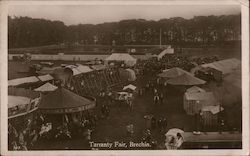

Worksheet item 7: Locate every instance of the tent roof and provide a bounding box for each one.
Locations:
[8,87,40,99]
[105,53,136,61]
[185,92,217,101]
[186,86,206,93]
[158,67,193,78]
[37,74,54,82]
[8,95,30,108]
[201,58,241,74]
[34,82,58,92]
[39,87,94,110]
[66,64,93,76]
[75,64,93,73]
[167,73,206,85]
[8,76,40,86]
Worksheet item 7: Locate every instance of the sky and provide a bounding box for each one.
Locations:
[8,5,241,25]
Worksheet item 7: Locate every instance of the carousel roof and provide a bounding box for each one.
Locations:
[39,87,95,113]
[158,67,193,78]
[166,73,206,85]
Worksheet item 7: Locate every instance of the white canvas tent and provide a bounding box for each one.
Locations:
[105,53,137,66]
[183,92,219,115]
[201,58,241,75]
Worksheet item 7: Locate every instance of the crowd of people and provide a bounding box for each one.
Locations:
[135,54,220,78]
[8,110,100,150]
[9,53,225,150]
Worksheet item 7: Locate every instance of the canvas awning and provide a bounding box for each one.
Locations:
[167,73,206,85]
[39,87,96,114]
[37,74,54,82]
[185,92,217,101]
[34,82,58,92]
[158,67,193,78]
[8,76,40,87]
[8,95,30,108]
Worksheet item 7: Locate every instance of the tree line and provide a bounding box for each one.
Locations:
[8,14,241,48]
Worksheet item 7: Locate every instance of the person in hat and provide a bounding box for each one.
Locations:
[153,94,160,105]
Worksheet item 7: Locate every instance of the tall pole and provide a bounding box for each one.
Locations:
[159,28,162,48]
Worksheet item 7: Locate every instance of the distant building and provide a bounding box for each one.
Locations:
[148,46,174,60]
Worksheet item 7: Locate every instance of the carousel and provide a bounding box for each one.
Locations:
[38,87,96,139]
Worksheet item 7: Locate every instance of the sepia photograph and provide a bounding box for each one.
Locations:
[1,0,249,155]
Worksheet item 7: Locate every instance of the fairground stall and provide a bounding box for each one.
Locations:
[8,88,41,150]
